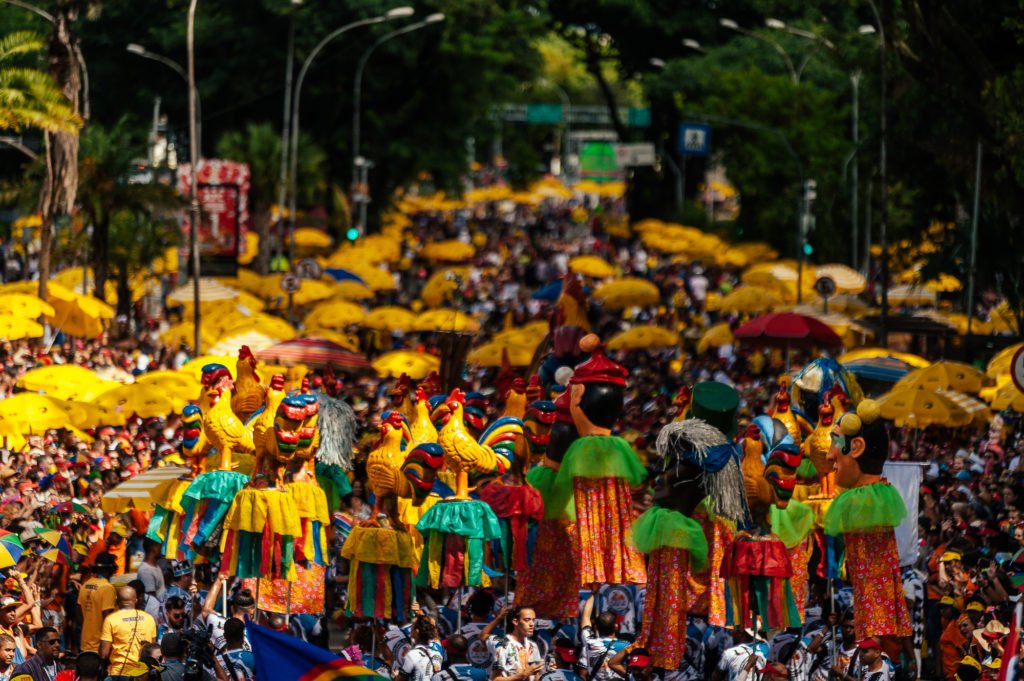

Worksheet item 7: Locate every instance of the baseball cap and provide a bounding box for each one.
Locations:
[941,551,963,563]
[172,560,193,577]
[627,650,653,670]
[0,596,19,610]
[856,638,881,651]
[965,601,986,613]
[939,596,959,609]
[553,642,579,664]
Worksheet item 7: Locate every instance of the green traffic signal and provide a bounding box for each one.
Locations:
[346,228,359,241]
[802,242,813,256]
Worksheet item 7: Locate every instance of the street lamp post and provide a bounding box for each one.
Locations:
[288,7,415,265]
[351,13,445,236]
[126,43,203,159]
[186,0,201,354]
[274,0,303,272]
[860,2,887,345]
[720,17,797,83]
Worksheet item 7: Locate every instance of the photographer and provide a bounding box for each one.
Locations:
[160,632,212,681]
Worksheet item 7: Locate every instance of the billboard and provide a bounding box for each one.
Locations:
[177,159,250,277]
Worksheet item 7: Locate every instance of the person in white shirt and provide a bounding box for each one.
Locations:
[398,617,443,681]
[491,607,543,681]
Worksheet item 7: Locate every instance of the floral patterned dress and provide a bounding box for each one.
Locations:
[844,529,912,639]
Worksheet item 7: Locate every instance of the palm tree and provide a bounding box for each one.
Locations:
[216,122,326,274]
[0,31,79,134]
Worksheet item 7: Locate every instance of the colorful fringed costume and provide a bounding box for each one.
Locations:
[286,480,330,566]
[221,488,301,580]
[823,482,911,639]
[519,464,580,619]
[478,481,543,572]
[177,471,249,559]
[631,507,708,669]
[554,436,646,585]
[146,477,191,559]
[415,500,504,589]
[722,534,800,629]
[340,527,415,622]
[769,500,816,622]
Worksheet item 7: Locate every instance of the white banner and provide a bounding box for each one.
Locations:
[883,461,925,567]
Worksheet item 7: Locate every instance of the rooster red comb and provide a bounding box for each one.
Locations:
[238,345,255,362]
[382,411,406,429]
[446,388,466,405]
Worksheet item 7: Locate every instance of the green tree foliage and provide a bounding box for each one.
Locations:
[0,30,80,134]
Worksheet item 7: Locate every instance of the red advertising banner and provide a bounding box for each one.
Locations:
[177,159,250,275]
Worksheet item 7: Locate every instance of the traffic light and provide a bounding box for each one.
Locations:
[346,227,359,241]
[803,242,813,256]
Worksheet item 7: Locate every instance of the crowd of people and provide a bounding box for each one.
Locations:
[0,190,1019,681]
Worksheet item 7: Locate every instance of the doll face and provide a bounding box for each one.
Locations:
[653,458,704,517]
[827,423,866,489]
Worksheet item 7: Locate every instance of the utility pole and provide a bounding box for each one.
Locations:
[851,71,860,271]
[966,141,983,338]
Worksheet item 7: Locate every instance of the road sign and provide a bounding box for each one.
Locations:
[1011,346,1024,394]
[526,103,562,125]
[280,273,301,294]
[613,143,656,167]
[814,276,836,298]
[678,122,711,156]
[296,258,322,280]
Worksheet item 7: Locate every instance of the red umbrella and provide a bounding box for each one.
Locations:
[733,312,842,347]
[256,337,371,371]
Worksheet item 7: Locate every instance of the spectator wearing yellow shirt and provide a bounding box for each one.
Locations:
[76,554,116,654]
[98,586,156,681]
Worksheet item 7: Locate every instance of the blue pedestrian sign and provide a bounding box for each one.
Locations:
[678,122,711,157]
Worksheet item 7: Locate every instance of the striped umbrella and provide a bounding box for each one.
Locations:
[100,465,191,514]
[0,531,24,569]
[36,547,68,565]
[33,528,72,559]
[842,357,917,383]
[256,337,371,371]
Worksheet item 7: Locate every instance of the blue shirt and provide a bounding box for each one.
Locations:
[216,649,256,680]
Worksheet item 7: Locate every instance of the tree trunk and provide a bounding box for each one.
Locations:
[253,205,271,275]
[38,1,82,301]
[90,217,109,300]
[585,36,626,141]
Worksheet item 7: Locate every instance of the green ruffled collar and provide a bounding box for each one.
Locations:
[822,480,907,536]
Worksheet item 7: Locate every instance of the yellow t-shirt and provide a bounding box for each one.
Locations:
[79,577,116,652]
[99,609,156,676]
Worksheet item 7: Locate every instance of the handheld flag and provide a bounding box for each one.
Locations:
[246,620,384,681]
[998,600,1021,681]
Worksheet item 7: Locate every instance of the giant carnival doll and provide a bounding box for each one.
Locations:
[631,385,748,669]
[553,333,646,587]
[823,399,912,646]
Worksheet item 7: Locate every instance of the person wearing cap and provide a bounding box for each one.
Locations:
[98,586,156,681]
[161,561,195,626]
[953,656,982,681]
[980,657,1001,681]
[941,615,975,681]
[608,646,656,681]
[432,635,488,681]
[77,552,117,654]
[850,639,891,681]
[0,597,32,669]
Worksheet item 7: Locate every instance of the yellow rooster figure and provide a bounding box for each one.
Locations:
[181,405,210,477]
[672,385,692,422]
[365,412,444,525]
[802,400,837,498]
[740,423,774,514]
[409,386,438,449]
[230,346,265,422]
[502,377,529,420]
[389,374,417,424]
[438,388,523,499]
[203,372,255,471]
[769,377,802,446]
[251,375,289,487]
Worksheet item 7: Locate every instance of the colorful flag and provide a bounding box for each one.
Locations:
[998,600,1021,681]
[246,620,385,681]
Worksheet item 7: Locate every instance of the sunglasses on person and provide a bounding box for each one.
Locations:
[41,638,60,646]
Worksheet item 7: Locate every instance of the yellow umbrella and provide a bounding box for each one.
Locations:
[593,278,660,309]
[568,255,616,279]
[167,278,240,305]
[888,284,936,307]
[0,394,77,433]
[987,379,1024,412]
[363,306,417,332]
[292,227,332,249]
[413,309,480,333]
[467,342,537,367]
[935,387,991,425]
[924,273,962,293]
[0,316,44,341]
[420,240,475,262]
[45,283,114,338]
[135,370,201,405]
[493,320,549,344]
[815,264,866,294]
[892,361,993,394]
[200,286,266,313]
[986,343,1023,378]
[160,321,219,352]
[219,313,296,342]
[733,242,779,262]
[332,280,375,302]
[208,330,283,357]
[372,350,440,379]
[17,365,109,398]
[344,264,396,292]
[711,286,783,314]
[606,326,679,351]
[93,383,182,417]
[698,323,734,354]
[0,294,55,319]
[837,347,931,368]
[179,355,237,381]
[876,387,972,428]
[305,301,366,329]
[420,268,470,308]
[65,400,127,428]
[237,231,259,266]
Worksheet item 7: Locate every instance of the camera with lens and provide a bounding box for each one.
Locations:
[182,624,214,681]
